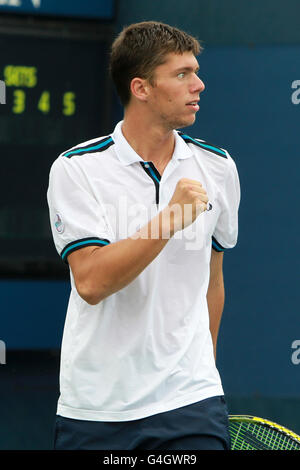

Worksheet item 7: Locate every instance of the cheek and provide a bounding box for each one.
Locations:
[155,84,180,104]
[151,86,183,111]
[153,93,174,109]
[168,88,186,105]
[165,92,181,105]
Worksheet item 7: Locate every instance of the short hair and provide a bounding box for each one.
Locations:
[109,21,202,107]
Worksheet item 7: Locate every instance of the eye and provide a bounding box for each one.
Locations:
[177,72,185,79]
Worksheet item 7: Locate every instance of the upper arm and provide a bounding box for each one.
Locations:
[47,157,112,304]
[47,157,112,264]
[68,245,100,279]
[208,249,224,288]
[207,250,225,358]
[68,245,106,304]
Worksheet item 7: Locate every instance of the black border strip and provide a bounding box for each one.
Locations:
[140,161,161,205]
[212,236,226,252]
[61,237,110,263]
[178,132,227,159]
[62,137,114,158]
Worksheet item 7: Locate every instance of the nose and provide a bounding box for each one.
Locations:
[191,74,205,93]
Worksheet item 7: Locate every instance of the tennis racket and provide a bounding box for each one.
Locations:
[229,415,300,450]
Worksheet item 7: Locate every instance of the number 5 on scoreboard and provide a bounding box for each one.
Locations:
[63,92,76,116]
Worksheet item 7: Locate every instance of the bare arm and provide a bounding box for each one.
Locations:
[207,250,225,360]
[68,178,209,305]
[68,209,170,305]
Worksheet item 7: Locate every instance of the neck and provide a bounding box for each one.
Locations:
[121,105,175,170]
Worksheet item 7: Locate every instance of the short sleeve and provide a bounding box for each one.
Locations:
[212,153,240,252]
[47,157,112,263]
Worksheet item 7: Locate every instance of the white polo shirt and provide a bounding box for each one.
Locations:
[47,120,240,422]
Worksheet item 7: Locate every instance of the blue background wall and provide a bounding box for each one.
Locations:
[185,44,300,398]
[1,0,300,448]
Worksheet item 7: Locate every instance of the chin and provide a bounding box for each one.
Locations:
[175,116,196,130]
[163,112,196,131]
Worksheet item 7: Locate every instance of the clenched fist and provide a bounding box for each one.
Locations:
[162,178,209,236]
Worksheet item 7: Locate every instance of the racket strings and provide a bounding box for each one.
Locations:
[231,422,266,450]
[229,421,300,450]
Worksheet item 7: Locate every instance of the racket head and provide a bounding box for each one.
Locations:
[229,415,300,450]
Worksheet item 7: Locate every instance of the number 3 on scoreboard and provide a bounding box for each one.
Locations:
[12,89,25,114]
[63,92,76,116]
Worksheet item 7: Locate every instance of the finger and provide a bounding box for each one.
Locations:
[195,201,207,215]
[186,184,206,193]
[179,180,203,191]
[180,178,202,186]
[189,190,209,203]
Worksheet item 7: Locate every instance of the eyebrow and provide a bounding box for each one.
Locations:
[174,65,200,74]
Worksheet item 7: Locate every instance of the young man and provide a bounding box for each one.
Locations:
[47,21,240,450]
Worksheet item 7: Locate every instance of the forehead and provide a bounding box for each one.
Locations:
[157,51,199,72]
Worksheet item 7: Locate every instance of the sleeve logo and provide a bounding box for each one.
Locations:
[54,213,64,234]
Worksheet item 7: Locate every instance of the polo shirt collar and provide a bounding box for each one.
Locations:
[112,120,193,166]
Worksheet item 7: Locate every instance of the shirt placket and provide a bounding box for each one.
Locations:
[139,159,179,210]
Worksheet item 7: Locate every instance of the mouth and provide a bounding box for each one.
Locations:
[186,100,200,112]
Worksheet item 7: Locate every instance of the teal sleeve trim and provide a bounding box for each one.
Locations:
[61,237,110,263]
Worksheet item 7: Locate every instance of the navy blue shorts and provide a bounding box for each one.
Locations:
[54,395,231,450]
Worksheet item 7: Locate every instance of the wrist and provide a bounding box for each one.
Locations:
[159,206,175,239]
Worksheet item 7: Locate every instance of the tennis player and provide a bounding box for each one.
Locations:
[47,21,240,450]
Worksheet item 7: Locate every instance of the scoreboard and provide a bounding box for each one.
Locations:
[3,65,76,116]
[0,16,114,278]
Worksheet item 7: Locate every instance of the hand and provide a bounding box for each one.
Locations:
[163,178,209,236]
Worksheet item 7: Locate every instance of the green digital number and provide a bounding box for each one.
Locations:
[38,91,50,114]
[12,89,26,114]
[63,92,76,116]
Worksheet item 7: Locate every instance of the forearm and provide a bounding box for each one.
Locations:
[207,280,225,360]
[71,208,173,305]
[70,179,208,305]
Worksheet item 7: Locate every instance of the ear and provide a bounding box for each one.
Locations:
[130,77,150,102]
